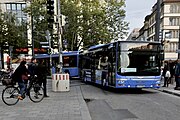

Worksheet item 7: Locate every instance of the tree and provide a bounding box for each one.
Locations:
[105,0,129,41]
[79,0,109,47]
[23,0,129,51]
[0,10,28,68]
[61,0,129,50]
[61,0,109,50]
[23,0,48,48]
[0,11,27,48]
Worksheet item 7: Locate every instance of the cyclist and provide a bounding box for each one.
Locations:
[13,60,29,100]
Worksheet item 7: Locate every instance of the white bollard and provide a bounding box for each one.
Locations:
[52,74,69,92]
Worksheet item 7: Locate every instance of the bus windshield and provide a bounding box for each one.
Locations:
[117,42,161,76]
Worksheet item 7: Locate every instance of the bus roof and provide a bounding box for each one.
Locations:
[35,51,79,59]
[87,40,161,51]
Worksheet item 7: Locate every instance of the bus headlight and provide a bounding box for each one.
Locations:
[156,81,160,84]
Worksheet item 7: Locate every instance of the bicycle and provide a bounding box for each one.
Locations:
[2,75,44,106]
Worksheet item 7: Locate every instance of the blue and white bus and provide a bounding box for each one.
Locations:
[79,41,162,89]
[35,51,80,78]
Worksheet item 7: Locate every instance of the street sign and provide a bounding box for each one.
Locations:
[41,46,50,48]
[40,42,49,44]
[45,36,51,41]
[45,30,51,41]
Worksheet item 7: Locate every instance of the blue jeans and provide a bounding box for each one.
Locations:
[18,82,27,96]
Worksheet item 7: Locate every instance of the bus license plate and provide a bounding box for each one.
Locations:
[137,85,145,88]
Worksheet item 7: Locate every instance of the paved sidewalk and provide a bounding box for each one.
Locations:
[158,81,180,97]
[0,79,92,120]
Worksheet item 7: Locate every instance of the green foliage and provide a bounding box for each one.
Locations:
[61,0,129,50]
[23,0,48,48]
[0,11,27,48]
[23,0,129,51]
[105,0,129,41]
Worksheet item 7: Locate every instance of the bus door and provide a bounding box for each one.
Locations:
[107,44,116,87]
[91,53,96,83]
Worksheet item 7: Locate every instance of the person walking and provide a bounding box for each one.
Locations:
[162,62,168,87]
[28,58,37,76]
[174,59,180,90]
[13,60,29,100]
[169,60,175,84]
[36,60,49,97]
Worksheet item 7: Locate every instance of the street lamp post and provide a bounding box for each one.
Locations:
[31,10,34,57]
[57,0,63,73]
[26,0,34,57]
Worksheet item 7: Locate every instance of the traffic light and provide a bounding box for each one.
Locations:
[46,0,54,29]
[47,0,54,15]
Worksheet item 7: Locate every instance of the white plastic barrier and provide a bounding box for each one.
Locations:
[52,74,70,92]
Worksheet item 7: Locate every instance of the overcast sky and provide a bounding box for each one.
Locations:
[124,0,157,34]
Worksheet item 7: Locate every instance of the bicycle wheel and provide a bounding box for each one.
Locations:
[2,86,20,106]
[29,84,44,103]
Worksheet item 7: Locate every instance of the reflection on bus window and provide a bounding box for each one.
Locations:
[98,56,108,70]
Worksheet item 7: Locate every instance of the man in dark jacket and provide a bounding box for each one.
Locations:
[174,59,180,90]
[28,58,37,76]
[36,60,49,97]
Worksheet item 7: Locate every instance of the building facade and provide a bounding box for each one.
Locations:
[0,0,27,25]
[136,0,180,60]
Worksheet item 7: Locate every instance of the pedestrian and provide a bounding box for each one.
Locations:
[174,59,180,90]
[162,62,169,87]
[28,57,37,76]
[169,60,175,84]
[36,60,49,97]
[13,60,29,100]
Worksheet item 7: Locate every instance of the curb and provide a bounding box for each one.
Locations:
[162,89,180,97]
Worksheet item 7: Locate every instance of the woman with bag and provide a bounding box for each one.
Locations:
[162,63,171,87]
[13,60,30,100]
[165,70,171,87]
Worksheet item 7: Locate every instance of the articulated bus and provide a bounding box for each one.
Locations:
[35,51,80,78]
[79,41,162,89]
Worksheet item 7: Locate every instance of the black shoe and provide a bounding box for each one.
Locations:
[162,86,166,87]
[44,95,49,97]
[174,87,180,90]
[38,93,43,95]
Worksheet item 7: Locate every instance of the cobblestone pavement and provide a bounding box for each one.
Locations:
[0,79,91,120]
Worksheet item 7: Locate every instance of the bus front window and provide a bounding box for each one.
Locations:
[117,43,161,76]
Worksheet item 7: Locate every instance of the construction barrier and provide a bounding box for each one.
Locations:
[52,73,70,92]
